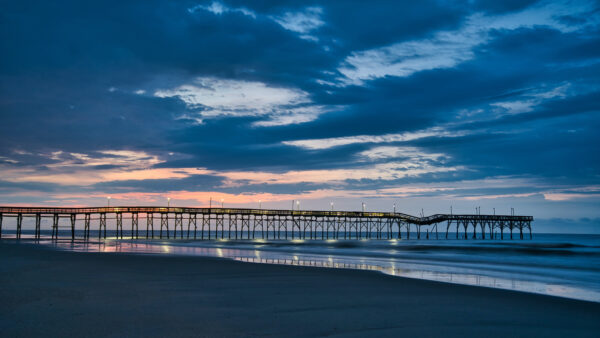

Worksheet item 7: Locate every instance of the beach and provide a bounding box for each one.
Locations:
[1,242,599,337]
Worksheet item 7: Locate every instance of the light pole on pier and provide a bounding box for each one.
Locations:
[393,203,396,213]
[221,198,224,208]
[296,200,300,210]
[107,196,111,207]
[330,202,334,211]
[362,202,365,212]
[209,197,212,208]
[167,197,171,208]
[259,200,262,209]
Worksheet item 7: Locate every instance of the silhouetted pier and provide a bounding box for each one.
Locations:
[0,206,533,240]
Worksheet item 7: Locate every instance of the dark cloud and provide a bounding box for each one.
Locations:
[1,0,599,225]
[472,0,541,14]
[93,174,225,193]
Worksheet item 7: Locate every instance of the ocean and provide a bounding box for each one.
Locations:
[4,229,598,303]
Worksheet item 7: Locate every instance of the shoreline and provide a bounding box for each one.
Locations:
[20,236,600,303]
[2,242,600,337]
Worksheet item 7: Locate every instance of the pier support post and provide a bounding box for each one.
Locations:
[252,215,262,239]
[35,213,41,239]
[202,214,209,240]
[84,213,90,239]
[215,214,223,239]
[174,213,183,239]
[131,212,139,239]
[16,213,22,239]
[456,220,460,239]
[519,221,524,240]
[301,216,307,239]
[397,221,402,239]
[99,213,106,239]
[241,215,250,239]
[480,221,486,240]
[116,212,123,239]
[70,213,76,240]
[0,213,3,239]
[53,213,59,239]
[147,213,154,239]
[188,213,197,239]
[160,213,169,239]
[200,214,204,239]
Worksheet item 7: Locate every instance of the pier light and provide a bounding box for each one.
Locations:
[259,200,262,209]
[167,197,171,207]
[107,196,111,207]
[362,202,365,212]
[330,202,334,211]
[393,203,396,213]
[221,198,224,208]
[296,200,300,210]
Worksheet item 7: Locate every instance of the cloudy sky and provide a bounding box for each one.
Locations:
[1,0,599,232]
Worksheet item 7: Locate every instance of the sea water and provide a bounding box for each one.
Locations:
[3,229,598,303]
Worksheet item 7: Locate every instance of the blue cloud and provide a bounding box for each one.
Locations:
[1,0,599,229]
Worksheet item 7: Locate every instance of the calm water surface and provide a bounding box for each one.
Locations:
[3,232,599,302]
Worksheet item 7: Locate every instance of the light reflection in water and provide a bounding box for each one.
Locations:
[37,238,600,303]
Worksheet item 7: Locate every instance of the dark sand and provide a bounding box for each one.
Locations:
[1,242,599,337]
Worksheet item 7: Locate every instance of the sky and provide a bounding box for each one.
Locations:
[1,0,599,233]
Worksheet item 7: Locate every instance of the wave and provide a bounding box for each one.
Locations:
[207,239,600,257]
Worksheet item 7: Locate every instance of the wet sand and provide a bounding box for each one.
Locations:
[1,242,599,337]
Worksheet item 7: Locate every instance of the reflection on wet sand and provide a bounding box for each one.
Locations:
[37,238,600,303]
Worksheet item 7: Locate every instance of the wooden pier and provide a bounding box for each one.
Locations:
[0,206,533,240]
